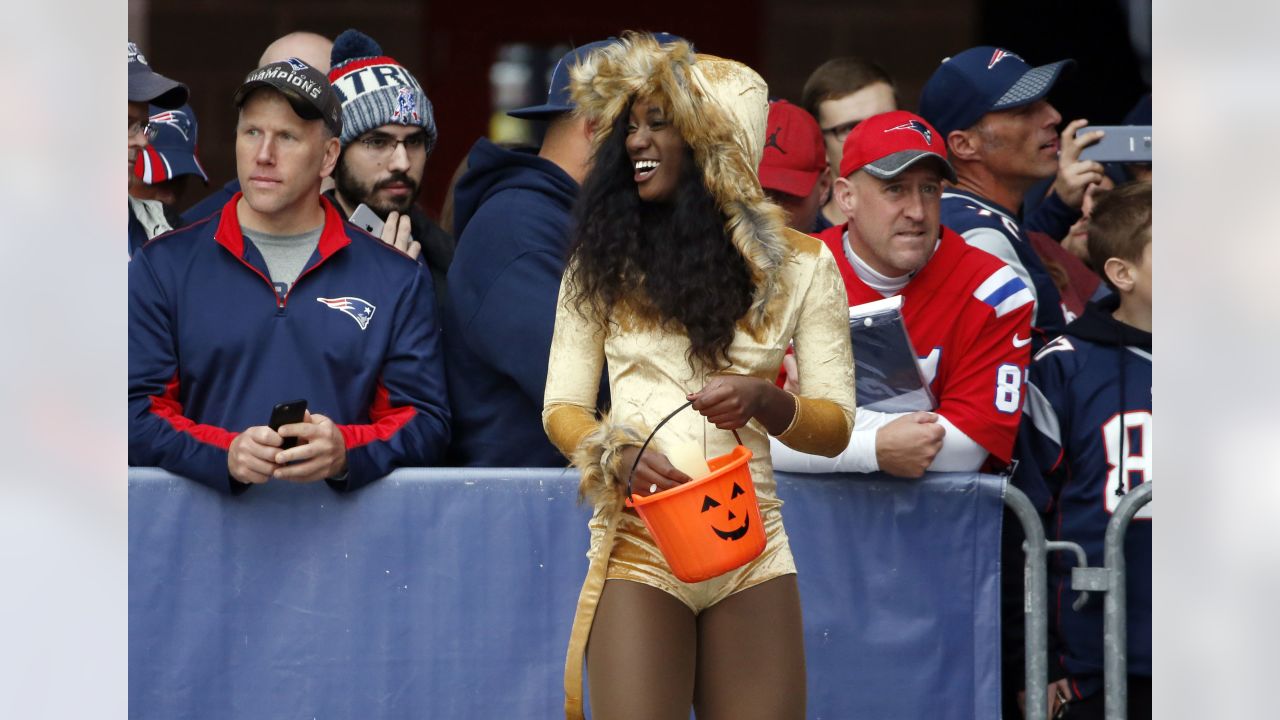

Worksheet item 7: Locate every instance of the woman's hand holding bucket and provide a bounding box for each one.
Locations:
[620,445,693,496]
[688,374,796,435]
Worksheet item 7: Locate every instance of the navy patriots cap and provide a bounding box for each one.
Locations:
[507,38,620,120]
[919,46,1074,138]
[507,32,686,120]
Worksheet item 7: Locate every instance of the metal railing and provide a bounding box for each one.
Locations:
[1004,481,1152,720]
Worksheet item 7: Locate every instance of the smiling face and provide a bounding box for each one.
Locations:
[836,163,944,277]
[625,96,686,203]
[701,481,752,540]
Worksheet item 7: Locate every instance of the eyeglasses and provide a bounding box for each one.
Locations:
[129,118,158,141]
[357,133,429,158]
[820,119,861,143]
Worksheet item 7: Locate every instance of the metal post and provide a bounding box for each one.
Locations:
[1003,484,1048,720]
[1104,482,1151,720]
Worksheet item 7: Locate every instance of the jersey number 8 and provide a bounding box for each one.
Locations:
[994,363,1024,414]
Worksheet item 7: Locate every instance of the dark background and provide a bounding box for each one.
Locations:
[131,0,1149,220]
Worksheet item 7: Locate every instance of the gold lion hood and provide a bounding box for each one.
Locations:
[568,32,790,331]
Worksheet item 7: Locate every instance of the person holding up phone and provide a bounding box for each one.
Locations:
[129,58,451,493]
[919,46,1104,349]
[322,29,455,307]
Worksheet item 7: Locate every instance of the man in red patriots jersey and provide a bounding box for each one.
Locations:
[772,110,1033,478]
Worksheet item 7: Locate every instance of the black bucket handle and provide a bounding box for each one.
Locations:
[625,400,744,501]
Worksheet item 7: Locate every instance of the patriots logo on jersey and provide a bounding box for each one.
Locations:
[148,109,193,141]
[285,57,309,71]
[988,49,1023,69]
[317,296,376,330]
[885,119,933,145]
[392,87,419,123]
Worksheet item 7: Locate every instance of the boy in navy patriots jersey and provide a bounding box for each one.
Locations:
[1014,181,1151,719]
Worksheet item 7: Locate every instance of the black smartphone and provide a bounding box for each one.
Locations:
[269,399,308,450]
[1077,125,1151,163]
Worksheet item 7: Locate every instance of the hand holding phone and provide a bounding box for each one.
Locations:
[349,203,385,237]
[1077,125,1151,163]
[269,399,308,450]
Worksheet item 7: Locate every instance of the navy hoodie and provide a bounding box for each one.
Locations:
[444,139,606,467]
[1014,294,1152,698]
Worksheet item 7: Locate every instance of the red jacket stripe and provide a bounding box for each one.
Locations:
[338,381,418,450]
[148,374,237,450]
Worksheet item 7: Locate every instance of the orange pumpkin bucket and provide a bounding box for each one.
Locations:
[624,401,766,583]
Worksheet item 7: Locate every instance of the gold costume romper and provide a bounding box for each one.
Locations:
[540,34,857,719]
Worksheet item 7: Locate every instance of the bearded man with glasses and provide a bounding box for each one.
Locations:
[325,29,454,304]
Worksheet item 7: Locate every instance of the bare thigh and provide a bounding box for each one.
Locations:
[587,579,697,720]
[693,574,806,720]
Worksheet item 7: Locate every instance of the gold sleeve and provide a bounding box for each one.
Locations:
[775,243,857,456]
[542,270,644,506]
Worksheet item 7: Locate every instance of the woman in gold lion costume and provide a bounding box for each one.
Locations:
[542,32,856,719]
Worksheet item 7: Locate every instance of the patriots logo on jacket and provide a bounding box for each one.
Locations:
[988,49,1022,69]
[392,87,419,123]
[885,119,932,145]
[317,296,376,330]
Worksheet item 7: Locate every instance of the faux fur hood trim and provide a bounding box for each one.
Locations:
[569,32,790,331]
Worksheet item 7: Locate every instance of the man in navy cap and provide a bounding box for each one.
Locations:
[443,38,620,467]
[920,46,1105,348]
[128,41,188,256]
[130,104,209,216]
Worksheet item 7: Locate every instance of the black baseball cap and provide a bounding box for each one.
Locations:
[233,58,344,137]
[128,41,188,110]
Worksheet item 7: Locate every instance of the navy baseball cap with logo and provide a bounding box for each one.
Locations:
[233,58,344,137]
[919,46,1074,137]
[133,104,209,186]
[508,33,686,120]
[128,41,188,110]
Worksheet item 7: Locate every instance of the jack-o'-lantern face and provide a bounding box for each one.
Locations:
[701,482,751,541]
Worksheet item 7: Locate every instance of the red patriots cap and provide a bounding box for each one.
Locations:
[839,110,956,182]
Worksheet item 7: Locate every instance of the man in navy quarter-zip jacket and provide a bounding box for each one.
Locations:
[129,58,450,494]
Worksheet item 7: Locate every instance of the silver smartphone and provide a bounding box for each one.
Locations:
[1077,125,1151,163]
[349,203,385,237]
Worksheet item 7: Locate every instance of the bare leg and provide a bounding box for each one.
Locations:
[693,574,806,720]
[586,579,697,720]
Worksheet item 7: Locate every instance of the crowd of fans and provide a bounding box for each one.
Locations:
[127,28,1151,720]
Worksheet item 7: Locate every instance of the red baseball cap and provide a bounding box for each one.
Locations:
[758,100,827,198]
[839,110,956,182]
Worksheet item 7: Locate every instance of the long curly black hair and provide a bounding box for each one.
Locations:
[566,100,755,372]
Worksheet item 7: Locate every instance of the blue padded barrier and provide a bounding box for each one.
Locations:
[129,467,1004,719]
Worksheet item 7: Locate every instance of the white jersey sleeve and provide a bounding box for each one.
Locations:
[961,226,1040,319]
[770,408,988,474]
